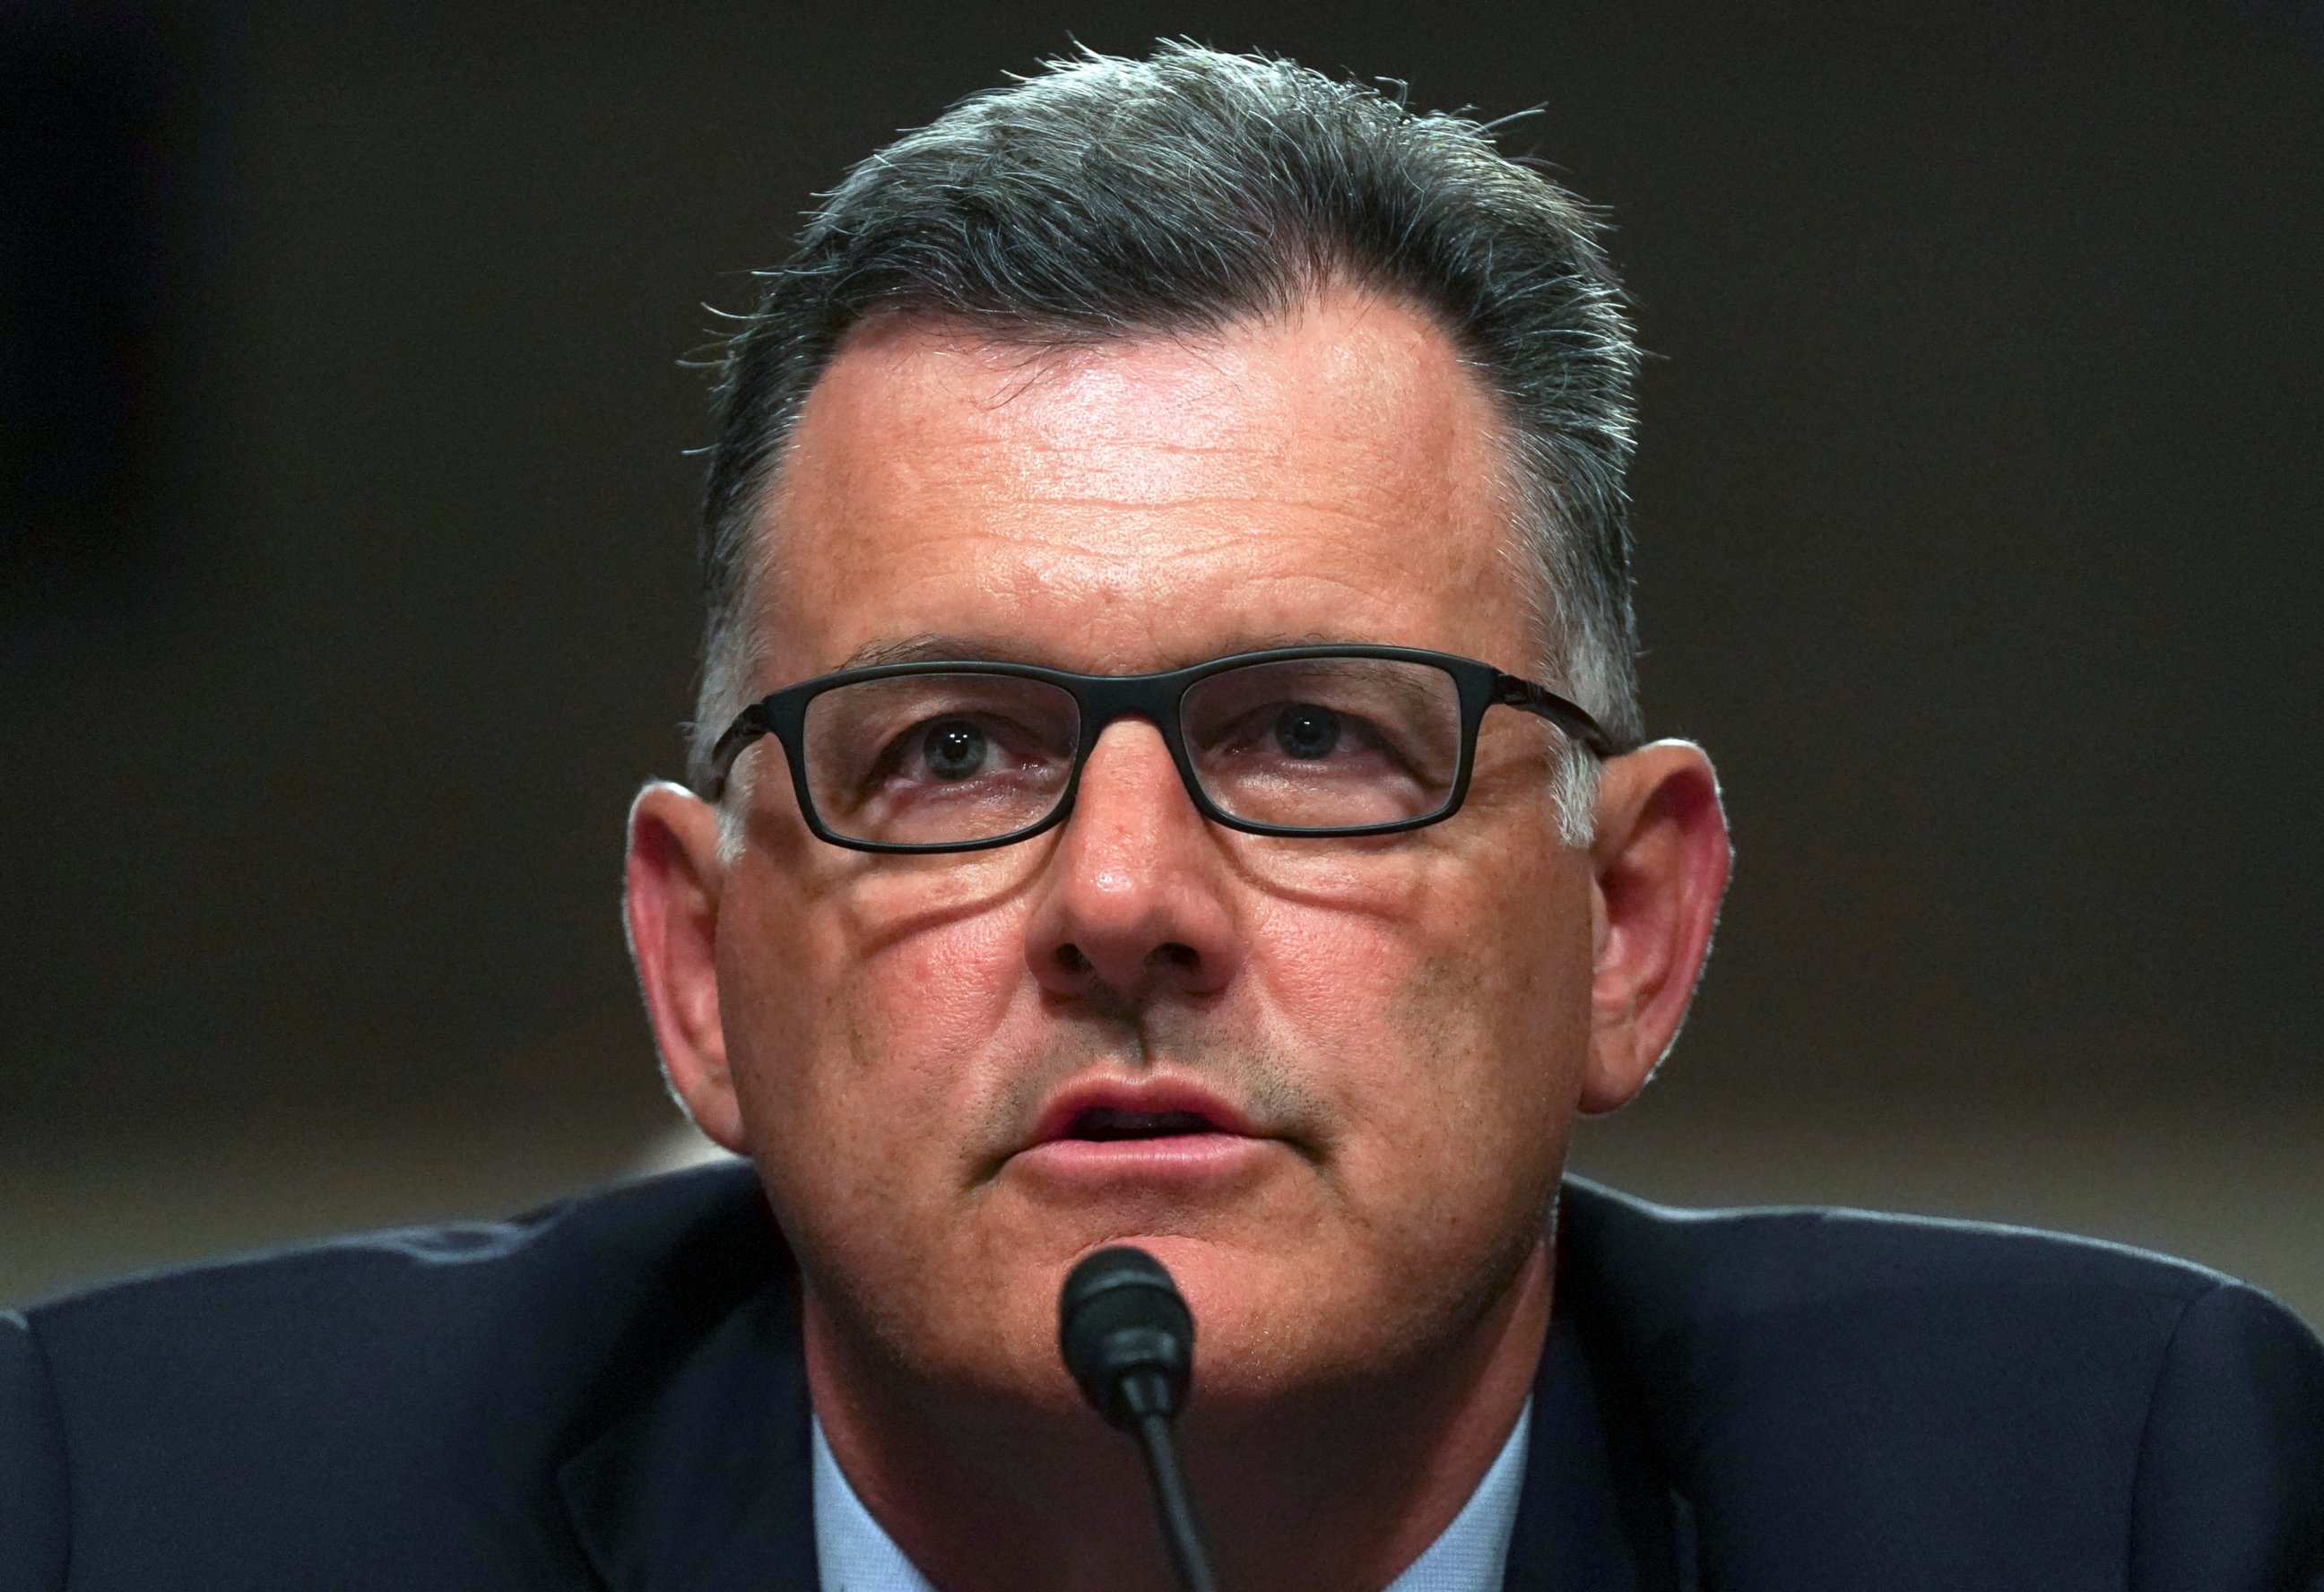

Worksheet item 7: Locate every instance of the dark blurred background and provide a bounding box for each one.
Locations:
[4,2,2318,1315]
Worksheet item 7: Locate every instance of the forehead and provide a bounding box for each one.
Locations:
[756,289,1534,682]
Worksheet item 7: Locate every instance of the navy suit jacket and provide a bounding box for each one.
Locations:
[4,1164,2320,1589]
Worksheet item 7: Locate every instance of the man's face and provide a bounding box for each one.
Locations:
[703,290,1601,1412]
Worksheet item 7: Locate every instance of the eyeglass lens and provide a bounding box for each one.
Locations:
[797,658,1465,847]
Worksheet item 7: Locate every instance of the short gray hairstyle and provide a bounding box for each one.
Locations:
[691,43,1643,839]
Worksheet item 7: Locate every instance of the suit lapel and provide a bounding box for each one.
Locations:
[557,1274,819,1591]
[1502,1185,1697,1592]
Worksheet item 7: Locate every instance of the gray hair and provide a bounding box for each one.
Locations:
[691,43,1643,843]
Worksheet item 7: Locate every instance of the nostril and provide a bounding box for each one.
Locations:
[1152,942,1199,969]
[1054,944,1092,974]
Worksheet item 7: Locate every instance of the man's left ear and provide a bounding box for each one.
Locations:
[1578,741,1731,1114]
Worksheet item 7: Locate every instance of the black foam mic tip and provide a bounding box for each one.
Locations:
[1058,1245,1195,1428]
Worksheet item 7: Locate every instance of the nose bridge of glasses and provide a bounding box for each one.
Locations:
[1071,670,1186,743]
[1044,672,1203,826]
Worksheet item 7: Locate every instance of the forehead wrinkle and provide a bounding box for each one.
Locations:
[814,313,1482,497]
[893,496,1417,529]
[837,627,1391,674]
[901,434,1489,539]
[817,496,1440,580]
[872,443,1308,516]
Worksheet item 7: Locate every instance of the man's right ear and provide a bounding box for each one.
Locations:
[624,781,748,1154]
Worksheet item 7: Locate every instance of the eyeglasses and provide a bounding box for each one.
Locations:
[702,645,1626,854]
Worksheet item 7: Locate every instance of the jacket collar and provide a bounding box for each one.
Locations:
[1505,1178,1700,1592]
[1504,1301,1696,1590]
[557,1255,819,1590]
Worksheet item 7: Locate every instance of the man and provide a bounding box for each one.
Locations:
[4,43,2320,1592]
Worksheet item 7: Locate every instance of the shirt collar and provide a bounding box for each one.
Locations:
[812,1400,1534,1592]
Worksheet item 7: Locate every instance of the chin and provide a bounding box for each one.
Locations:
[1077,1233,1422,1411]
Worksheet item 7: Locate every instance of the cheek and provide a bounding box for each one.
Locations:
[715,866,1030,1190]
[1247,843,1591,1194]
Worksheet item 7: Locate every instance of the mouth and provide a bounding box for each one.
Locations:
[1028,1078,1261,1150]
[1008,1077,1278,1189]
[1058,1105,1232,1143]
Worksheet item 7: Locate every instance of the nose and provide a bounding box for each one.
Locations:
[1022,717,1244,1005]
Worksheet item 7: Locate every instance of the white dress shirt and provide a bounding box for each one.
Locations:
[813,1399,1533,1592]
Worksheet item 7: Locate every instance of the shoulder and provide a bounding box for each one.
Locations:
[1559,1174,2256,1332]
[17,1159,778,1392]
[2,1161,784,1588]
[1559,1174,2324,1427]
[1558,1178,2324,1588]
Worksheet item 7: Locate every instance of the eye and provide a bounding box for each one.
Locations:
[918,717,991,781]
[1272,704,1342,760]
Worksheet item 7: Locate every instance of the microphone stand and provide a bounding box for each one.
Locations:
[1058,1247,1223,1592]
[1129,1406,1219,1592]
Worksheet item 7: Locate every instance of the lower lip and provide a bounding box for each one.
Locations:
[1010,1133,1278,1189]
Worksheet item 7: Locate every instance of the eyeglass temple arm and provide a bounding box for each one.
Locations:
[699,708,772,801]
[1490,674,1626,758]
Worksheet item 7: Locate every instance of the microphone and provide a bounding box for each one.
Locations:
[1058,1247,1221,1592]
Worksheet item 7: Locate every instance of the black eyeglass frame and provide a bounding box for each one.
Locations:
[701,644,1629,854]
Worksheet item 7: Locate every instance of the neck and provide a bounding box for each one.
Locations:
[805,1241,1553,1592]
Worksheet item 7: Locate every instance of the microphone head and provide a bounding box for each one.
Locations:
[1057,1245,1195,1428]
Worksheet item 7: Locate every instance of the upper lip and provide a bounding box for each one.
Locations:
[1026,1075,1262,1148]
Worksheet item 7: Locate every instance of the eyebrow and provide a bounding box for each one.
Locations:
[833,630,1369,673]
[835,634,1053,670]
